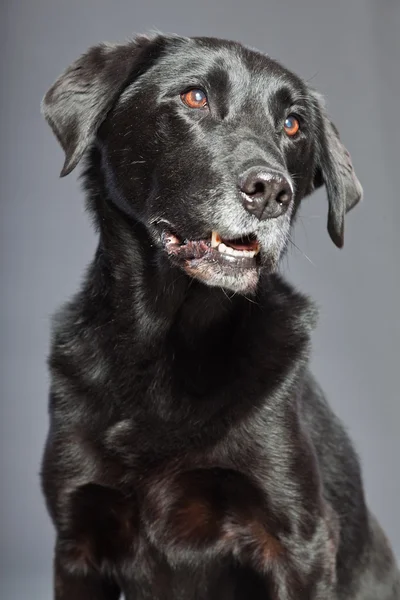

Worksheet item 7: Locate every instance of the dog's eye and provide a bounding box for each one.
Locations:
[284,115,300,137]
[181,89,208,109]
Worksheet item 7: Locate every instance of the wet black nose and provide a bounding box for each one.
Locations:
[239,167,293,220]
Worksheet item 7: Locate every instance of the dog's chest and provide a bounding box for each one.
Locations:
[65,461,282,580]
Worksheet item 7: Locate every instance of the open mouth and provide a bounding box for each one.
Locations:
[210,232,260,257]
[163,230,261,267]
[160,226,264,292]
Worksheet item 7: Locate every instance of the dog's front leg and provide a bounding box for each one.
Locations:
[264,501,339,599]
[53,550,121,600]
[250,410,340,599]
[46,481,138,600]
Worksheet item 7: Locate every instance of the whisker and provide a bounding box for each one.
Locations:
[243,294,259,305]
[306,71,320,83]
[288,236,315,266]
[221,287,233,303]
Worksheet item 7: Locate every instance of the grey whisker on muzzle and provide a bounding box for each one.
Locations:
[273,220,315,267]
[287,235,315,266]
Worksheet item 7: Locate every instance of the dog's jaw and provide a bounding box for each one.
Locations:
[161,230,264,294]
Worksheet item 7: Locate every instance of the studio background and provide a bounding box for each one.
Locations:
[1,0,399,598]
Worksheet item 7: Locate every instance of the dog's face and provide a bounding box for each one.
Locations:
[43,34,362,294]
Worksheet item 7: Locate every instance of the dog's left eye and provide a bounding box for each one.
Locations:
[284,115,300,136]
[181,89,208,109]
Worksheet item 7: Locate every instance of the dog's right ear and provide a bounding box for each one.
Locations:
[42,35,165,177]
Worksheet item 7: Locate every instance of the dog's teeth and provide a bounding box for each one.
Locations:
[216,238,259,258]
[217,244,257,258]
[211,231,221,248]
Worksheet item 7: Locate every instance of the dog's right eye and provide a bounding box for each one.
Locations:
[180,89,208,109]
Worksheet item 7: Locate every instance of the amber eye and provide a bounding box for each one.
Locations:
[284,115,300,136]
[181,88,208,109]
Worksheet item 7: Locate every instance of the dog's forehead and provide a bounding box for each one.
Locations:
[153,37,304,101]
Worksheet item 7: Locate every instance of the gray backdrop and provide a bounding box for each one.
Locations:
[1,0,399,598]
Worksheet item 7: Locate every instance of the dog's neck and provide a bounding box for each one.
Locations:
[92,227,251,346]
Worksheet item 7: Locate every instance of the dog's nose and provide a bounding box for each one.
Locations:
[239,168,293,220]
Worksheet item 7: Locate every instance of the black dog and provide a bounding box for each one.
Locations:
[41,33,400,599]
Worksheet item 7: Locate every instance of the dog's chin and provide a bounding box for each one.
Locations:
[162,230,277,294]
[182,258,261,294]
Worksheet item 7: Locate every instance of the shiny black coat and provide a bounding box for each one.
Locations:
[41,33,399,599]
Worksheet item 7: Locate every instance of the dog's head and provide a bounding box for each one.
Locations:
[43,34,362,294]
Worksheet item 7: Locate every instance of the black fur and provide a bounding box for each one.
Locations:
[41,33,399,599]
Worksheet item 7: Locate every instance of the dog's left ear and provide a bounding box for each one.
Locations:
[42,35,166,177]
[310,92,363,248]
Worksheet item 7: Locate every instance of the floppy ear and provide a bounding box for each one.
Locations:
[311,93,363,248]
[42,35,164,176]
